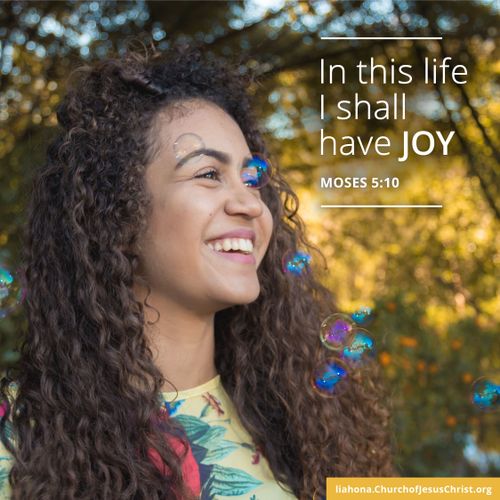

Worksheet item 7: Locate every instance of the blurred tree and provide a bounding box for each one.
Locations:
[0,0,498,477]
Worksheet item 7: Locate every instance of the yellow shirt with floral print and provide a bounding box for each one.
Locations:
[0,375,297,499]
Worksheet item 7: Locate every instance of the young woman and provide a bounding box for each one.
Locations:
[0,45,397,499]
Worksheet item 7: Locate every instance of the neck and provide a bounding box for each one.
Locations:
[134,284,218,393]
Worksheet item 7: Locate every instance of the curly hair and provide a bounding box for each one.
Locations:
[0,44,398,499]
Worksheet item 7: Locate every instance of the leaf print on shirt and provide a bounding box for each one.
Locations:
[0,467,8,490]
[200,464,262,499]
[173,413,263,498]
[174,415,237,461]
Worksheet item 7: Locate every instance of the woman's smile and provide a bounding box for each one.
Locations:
[205,242,257,265]
[204,228,257,265]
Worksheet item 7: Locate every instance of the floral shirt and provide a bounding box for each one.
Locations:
[0,375,297,499]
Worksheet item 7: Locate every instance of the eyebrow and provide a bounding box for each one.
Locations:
[174,148,231,169]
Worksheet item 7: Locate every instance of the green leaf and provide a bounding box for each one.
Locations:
[199,403,210,418]
[202,439,238,464]
[174,414,211,443]
[196,425,227,447]
[204,464,262,496]
[0,464,11,491]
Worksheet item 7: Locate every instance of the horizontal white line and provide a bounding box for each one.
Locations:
[320,36,442,40]
[320,205,443,208]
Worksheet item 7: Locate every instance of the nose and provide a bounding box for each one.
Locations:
[224,176,264,219]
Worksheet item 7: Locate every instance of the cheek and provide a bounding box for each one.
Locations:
[147,191,216,253]
[148,206,179,244]
[261,206,274,250]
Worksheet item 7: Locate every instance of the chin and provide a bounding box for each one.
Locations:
[216,283,261,308]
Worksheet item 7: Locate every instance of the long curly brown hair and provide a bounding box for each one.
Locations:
[0,44,398,499]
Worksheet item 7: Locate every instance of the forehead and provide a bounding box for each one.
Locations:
[154,100,250,160]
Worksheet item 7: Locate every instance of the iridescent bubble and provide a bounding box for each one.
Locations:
[342,329,375,362]
[282,250,311,276]
[351,306,375,326]
[241,153,271,189]
[319,313,355,351]
[471,377,499,412]
[173,133,205,163]
[311,358,348,397]
[0,266,26,319]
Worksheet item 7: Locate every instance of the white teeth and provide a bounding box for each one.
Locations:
[206,237,254,254]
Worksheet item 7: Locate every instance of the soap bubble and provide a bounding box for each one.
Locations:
[241,153,271,189]
[0,266,26,318]
[311,358,348,397]
[342,329,375,362]
[173,133,205,163]
[319,313,355,351]
[282,250,311,276]
[471,377,499,412]
[351,306,375,326]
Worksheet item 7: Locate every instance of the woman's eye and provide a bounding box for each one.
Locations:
[195,169,220,181]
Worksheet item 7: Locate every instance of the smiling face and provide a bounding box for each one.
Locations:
[135,99,273,314]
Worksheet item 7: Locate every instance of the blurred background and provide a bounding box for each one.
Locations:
[0,0,498,477]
